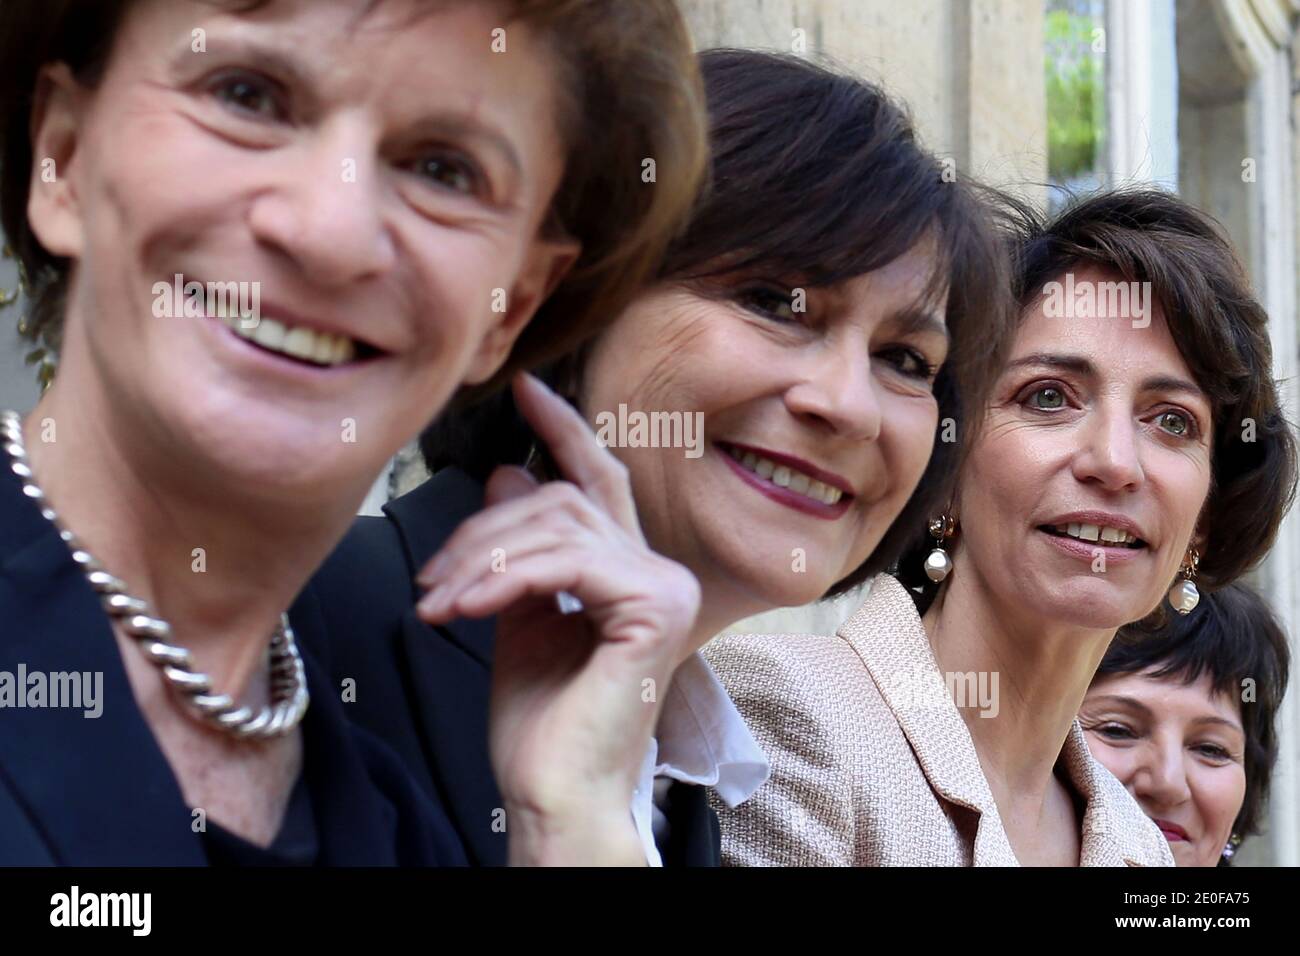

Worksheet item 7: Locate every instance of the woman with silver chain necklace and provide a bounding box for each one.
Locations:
[0,0,708,865]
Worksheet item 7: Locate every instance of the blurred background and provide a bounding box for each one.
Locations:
[2,0,1296,864]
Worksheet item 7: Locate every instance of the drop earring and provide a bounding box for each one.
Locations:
[924,513,957,582]
[1168,545,1201,615]
[1221,833,1242,863]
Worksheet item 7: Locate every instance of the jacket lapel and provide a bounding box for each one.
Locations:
[0,467,205,865]
[1058,721,1145,866]
[838,575,1020,866]
[397,610,506,865]
[385,469,506,863]
[290,590,435,865]
[385,468,494,665]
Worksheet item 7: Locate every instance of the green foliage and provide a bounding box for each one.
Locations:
[1045,9,1105,180]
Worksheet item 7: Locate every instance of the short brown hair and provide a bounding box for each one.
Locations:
[423,49,1017,597]
[1103,582,1290,847]
[0,0,708,396]
[897,188,1299,608]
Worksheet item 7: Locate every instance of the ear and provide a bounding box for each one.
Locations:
[462,233,581,386]
[26,62,88,260]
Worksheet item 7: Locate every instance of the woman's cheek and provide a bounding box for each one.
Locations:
[1210,767,1247,836]
[888,396,940,488]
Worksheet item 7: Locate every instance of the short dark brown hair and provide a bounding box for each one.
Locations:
[0,0,708,396]
[1100,582,1291,849]
[897,188,1299,608]
[423,49,1017,598]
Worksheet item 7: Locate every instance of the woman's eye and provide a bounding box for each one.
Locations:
[1092,722,1137,741]
[412,153,481,196]
[1193,743,1232,761]
[1027,386,1066,410]
[878,346,936,381]
[211,73,284,121]
[1156,410,1193,437]
[737,287,799,323]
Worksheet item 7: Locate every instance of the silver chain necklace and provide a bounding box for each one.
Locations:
[1,410,309,739]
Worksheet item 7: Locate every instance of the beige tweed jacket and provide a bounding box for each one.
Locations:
[703,575,1174,867]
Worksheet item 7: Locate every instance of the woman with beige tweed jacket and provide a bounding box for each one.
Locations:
[706,189,1297,866]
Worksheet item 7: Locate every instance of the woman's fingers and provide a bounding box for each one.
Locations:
[451,546,697,649]
[511,373,641,534]
[417,518,587,622]
[415,478,614,589]
[449,547,589,620]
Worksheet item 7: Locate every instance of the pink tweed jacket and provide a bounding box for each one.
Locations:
[703,575,1174,867]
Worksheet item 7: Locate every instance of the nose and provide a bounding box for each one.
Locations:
[1131,738,1192,811]
[246,118,396,287]
[782,336,883,443]
[1071,403,1144,492]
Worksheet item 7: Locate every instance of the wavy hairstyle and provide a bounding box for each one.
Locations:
[897,188,1298,611]
[421,49,1017,597]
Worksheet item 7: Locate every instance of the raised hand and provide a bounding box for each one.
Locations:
[416,373,701,864]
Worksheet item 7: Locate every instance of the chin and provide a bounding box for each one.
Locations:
[169,394,386,499]
[1020,575,1159,631]
[1170,842,1202,867]
[720,554,845,614]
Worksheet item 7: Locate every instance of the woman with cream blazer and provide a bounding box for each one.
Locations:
[703,575,1174,866]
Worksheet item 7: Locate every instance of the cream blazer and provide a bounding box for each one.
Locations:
[703,575,1174,867]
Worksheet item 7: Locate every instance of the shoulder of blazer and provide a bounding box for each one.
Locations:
[294,466,495,671]
[703,631,863,865]
[704,630,868,740]
[383,467,495,665]
[0,466,204,865]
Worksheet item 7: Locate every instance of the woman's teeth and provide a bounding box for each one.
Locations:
[220,313,356,366]
[1052,522,1140,546]
[724,445,844,505]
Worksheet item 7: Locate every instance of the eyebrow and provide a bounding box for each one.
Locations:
[1004,352,1206,399]
[1190,715,1245,735]
[168,34,315,90]
[1087,694,1154,719]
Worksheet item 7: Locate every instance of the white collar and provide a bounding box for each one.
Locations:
[632,652,769,865]
[652,651,769,805]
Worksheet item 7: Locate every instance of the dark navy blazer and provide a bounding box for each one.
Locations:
[0,460,465,866]
[292,467,722,866]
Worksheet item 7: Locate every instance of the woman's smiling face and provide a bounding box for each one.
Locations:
[952,265,1214,630]
[578,244,949,615]
[28,0,575,502]
[1082,669,1247,867]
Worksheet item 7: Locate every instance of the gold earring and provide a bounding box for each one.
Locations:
[924,513,957,582]
[1168,545,1201,615]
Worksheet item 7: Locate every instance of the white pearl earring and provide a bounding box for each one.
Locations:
[924,513,956,582]
[1168,545,1201,615]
